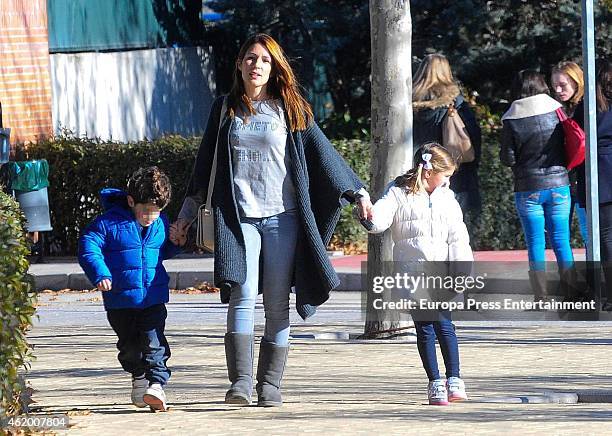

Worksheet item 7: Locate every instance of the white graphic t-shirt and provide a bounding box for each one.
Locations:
[230,99,296,217]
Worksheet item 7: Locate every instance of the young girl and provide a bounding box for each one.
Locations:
[366,143,472,405]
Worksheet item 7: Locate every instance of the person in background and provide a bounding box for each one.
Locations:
[573,60,612,308]
[412,54,482,235]
[551,61,588,245]
[500,70,578,303]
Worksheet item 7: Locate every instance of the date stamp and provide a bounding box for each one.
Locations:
[1,414,70,430]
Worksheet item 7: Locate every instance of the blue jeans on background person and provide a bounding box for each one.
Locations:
[106,303,171,385]
[569,197,589,247]
[413,311,460,381]
[514,186,574,271]
[575,203,589,246]
[227,210,299,346]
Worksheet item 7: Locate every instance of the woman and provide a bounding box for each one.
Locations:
[551,61,588,245]
[500,70,576,302]
[173,34,372,406]
[412,54,482,229]
[551,61,584,117]
[573,60,612,309]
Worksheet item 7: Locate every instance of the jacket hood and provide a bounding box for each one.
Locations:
[100,188,129,211]
[502,94,562,121]
[413,89,462,111]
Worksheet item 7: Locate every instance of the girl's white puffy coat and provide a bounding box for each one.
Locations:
[369,185,473,262]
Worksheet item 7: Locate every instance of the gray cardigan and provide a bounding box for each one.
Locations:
[183,96,365,319]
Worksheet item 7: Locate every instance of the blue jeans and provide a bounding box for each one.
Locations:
[569,195,589,246]
[227,210,299,346]
[106,303,171,385]
[413,311,460,381]
[514,186,574,271]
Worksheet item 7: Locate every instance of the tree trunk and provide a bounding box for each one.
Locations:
[363,0,413,339]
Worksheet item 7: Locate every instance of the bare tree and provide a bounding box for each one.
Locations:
[362,0,413,338]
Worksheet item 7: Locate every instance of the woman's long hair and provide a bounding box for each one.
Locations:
[596,59,612,113]
[395,143,457,194]
[552,61,584,113]
[511,70,550,101]
[412,54,460,110]
[228,33,313,131]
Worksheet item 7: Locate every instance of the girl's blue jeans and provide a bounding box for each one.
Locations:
[413,311,460,381]
[514,186,574,271]
[226,210,298,346]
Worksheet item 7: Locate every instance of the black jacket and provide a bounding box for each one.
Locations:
[500,94,569,192]
[573,101,612,206]
[413,94,482,210]
[183,96,364,320]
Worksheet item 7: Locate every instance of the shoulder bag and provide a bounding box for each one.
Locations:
[555,107,585,171]
[442,103,475,164]
[195,97,228,252]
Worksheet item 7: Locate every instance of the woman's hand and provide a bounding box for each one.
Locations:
[170,219,190,247]
[169,224,181,245]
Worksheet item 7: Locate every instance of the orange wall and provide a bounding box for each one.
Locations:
[0,0,53,144]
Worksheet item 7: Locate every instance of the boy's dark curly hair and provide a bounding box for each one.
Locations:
[126,166,172,209]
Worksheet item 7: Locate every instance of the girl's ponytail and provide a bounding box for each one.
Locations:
[394,142,456,194]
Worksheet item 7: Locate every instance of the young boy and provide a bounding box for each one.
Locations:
[79,166,179,411]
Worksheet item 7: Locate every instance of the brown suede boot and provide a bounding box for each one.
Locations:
[559,267,583,303]
[528,270,549,303]
[601,263,612,310]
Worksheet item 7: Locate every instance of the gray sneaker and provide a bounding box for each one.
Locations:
[131,376,148,408]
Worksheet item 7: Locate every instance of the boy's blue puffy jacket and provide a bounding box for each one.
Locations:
[78,188,178,310]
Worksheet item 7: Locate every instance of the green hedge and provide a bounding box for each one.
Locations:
[22,135,374,256]
[332,139,370,252]
[23,135,197,256]
[0,191,36,419]
[19,130,583,256]
[472,131,524,250]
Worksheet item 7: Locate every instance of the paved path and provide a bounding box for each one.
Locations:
[22,292,612,435]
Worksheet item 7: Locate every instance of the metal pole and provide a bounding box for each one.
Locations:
[581,0,601,302]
